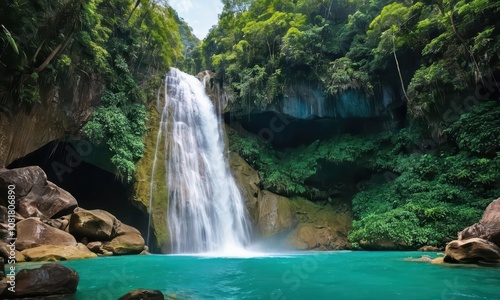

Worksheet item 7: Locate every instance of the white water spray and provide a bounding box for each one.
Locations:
[150,68,252,254]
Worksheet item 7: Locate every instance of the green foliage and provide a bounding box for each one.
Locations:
[0,0,192,179]
[445,101,500,154]
[230,111,498,248]
[325,57,372,95]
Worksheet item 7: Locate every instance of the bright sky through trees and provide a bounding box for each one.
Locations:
[169,0,223,39]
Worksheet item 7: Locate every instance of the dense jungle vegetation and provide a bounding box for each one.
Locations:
[0,0,198,180]
[1,0,499,249]
[206,0,500,248]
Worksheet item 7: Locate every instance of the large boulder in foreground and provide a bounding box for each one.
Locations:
[444,238,500,264]
[21,244,97,261]
[16,218,77,251]
[459,197,500,246]
[0,167,78,219]
[69,209,118,241]
[2,264,79,298]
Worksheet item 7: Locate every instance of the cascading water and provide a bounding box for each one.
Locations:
[151,68,252,254]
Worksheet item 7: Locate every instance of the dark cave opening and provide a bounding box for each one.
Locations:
[7,140,150,241]
[226,108,406,149]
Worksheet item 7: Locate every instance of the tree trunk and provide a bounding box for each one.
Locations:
[392,31,410,102]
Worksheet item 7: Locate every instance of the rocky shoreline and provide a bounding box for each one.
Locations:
[0,166,147,298]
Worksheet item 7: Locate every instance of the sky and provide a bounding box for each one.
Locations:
[169,0,224,40]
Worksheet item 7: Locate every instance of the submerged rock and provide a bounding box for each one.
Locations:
[0,167,78,219]
[119,289,164,300]
[16,218,77,251]
[404,255,433,262]
[2,264,79,298]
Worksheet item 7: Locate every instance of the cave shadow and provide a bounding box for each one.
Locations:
[7,139,151,245]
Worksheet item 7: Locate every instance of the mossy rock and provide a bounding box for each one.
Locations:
[133,103,169,252]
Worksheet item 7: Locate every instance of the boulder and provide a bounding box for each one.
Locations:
[444,238,500,264]
[118,289,165,300]
[287,197,352,250]
[69,209,118,240]
[0,167,78,219]
[257,190,294,236]
[229,152,261,221]
[16,218,77,251]
[418,245,443,252]
[288,223,350,250]
[21,244,97,261]
[2,263,79,297]
[86,241,103,253]
[103,232,145,255]
[459,197,500,246]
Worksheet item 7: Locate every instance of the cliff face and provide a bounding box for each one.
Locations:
[0,74,103,167]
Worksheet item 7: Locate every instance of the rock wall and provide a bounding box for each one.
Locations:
[0,74,103,168]
[133,103,169,253]
[0,167,146,262]
[202,73,404,121]
[229,150,352,250]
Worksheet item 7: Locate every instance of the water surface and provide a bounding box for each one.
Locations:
[19,252,500,300]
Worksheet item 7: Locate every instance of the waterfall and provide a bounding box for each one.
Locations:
[153,68,251,254]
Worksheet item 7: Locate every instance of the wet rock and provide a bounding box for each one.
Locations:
[2,263,79,297]
[16,218,77,251]
[118,289,164,300]
[404,255,433,262]
[257,190,294,236]
[21,244,97,261]
[69,209,118,240]
[287,197,352,250]
[0,167,78,219]
[229,151,261,221]
[0,257,5,295]
[459,197,500,247]
[101,222,145,255]
[86,241,103,253]
[444,238,500,264]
